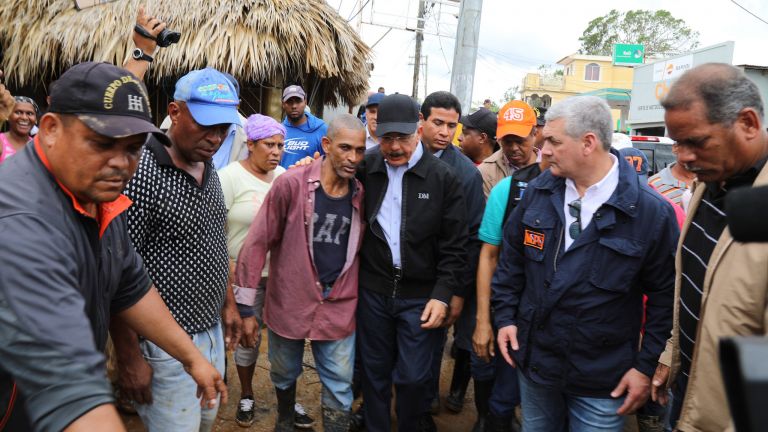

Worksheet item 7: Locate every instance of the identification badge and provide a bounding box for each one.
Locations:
[524,229,545,250]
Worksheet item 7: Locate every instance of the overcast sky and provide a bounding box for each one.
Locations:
[325,0,768,106]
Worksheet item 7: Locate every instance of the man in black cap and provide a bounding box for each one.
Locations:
[0,62,226,431]
[460,107,498,165]
[355,93,469,432]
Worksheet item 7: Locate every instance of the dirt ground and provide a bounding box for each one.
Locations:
[122,331,639,432]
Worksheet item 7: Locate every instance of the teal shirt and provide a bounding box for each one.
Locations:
[478,176,513,246]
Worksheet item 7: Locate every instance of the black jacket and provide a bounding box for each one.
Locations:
[358,145,468,303]
[437,145,484,297]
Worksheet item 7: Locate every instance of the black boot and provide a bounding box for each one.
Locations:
[445,348,472,413]
[487,412,520,432]
[274,384,296,432]
[322,406,351,432]
[471,379,494,432]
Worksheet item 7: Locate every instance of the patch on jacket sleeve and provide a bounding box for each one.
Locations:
[524,229,545,250]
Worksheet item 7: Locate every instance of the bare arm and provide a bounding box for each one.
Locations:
[114,287,227,408]
[64,404,126,432]
[473,242,500,362]
[122,6,165,81]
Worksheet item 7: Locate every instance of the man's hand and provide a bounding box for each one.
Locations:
[222,301,243,351]
[0,71,14,124]
[651,363,671,406]
[184,359,228,409]
[118,354,154,405]
[443,296,464,327]
[421,299,448,329]
[612,367,651,415]
[473,319,495,362]
[289,152,321,169]
[497,325,519,367]
[133,5,165,56]
[241,316,261,348]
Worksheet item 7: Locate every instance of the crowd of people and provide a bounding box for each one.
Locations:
[1,8,767,432]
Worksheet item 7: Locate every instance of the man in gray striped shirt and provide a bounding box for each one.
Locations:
[651,63,768,431]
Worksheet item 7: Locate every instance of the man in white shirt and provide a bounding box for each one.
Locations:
[492,96,678,431]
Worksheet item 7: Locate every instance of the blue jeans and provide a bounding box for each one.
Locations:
[135,321,225,432]
[518,370,626,432]
[268,329,356,411]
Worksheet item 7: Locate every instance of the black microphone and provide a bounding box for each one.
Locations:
[725,185,768,243]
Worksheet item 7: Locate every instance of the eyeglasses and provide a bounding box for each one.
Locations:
[568,198,582,240]
[380,133,415,145]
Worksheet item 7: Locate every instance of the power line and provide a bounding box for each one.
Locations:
[348,0,372,22]
[731,0,768,25]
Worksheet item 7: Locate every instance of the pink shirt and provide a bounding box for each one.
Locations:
[0,133,17,164]
[234,158,365,340]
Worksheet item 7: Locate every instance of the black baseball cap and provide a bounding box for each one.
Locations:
[461,107,497,139]
[376,93,420,136]
[48,62,169,145]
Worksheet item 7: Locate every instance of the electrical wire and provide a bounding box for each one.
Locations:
[730,0,768,25]
[348,0,372,22]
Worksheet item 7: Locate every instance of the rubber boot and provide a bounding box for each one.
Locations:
[321,406,350,432]
[637,414,665,432]
[472,379,494,432]
[274,384,296,432]
[445,348,472,413]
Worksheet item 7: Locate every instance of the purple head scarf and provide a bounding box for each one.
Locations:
[244,114,286,142]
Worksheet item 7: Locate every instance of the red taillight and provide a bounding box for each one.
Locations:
[631,136,660,142]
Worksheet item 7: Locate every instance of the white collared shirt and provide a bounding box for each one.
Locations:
[377,142,424,266]
[365,126,379,150]
[563,154,619,250]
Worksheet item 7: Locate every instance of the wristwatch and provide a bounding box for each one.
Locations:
[132,48,154,63]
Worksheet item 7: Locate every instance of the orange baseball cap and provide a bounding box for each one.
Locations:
[497,100,536,139]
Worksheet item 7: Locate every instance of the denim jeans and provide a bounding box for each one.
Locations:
[357,289,443,432]
[135,321,225,432]
[268,329,356,410]
[518,370,626,432]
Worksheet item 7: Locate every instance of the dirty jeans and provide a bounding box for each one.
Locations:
[268,329,356,411]
[135,321,225,432]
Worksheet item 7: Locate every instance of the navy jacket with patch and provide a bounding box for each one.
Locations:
[492,150,678,397]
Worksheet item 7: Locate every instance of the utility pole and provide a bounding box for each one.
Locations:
[423,55,429,100]
[412,0,426,99]
[450,0,483,111]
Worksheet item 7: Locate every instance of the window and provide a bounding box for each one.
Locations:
[542,95,552,108]
[584,63,600,81]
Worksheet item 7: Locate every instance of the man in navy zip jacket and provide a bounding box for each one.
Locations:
[280,85,328,168]
[492,96,677,431]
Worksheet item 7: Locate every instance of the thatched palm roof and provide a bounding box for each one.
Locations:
[0,0,370,106]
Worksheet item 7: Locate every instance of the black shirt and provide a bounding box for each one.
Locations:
[679,158,767,380]
[312,184,353,285]
[0,143,150,431]
[124,138,229,334]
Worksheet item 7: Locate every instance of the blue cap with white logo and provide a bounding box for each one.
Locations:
[174,67,241,126]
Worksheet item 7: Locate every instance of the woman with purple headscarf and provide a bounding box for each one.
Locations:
[218,114,290,426]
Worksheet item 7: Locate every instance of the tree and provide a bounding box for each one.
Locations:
[578,9,700,58]
[502,85,520,103]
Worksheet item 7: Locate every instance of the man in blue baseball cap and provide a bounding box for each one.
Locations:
[364,92,385,149]
[112,67,243,431]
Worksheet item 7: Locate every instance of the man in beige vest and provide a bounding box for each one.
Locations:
[651,63,768,431]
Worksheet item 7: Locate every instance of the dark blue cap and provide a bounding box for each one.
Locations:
[618,147,650,183]
[366,92,385,107]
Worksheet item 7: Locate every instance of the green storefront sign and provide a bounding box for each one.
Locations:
[613,44,645,66]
